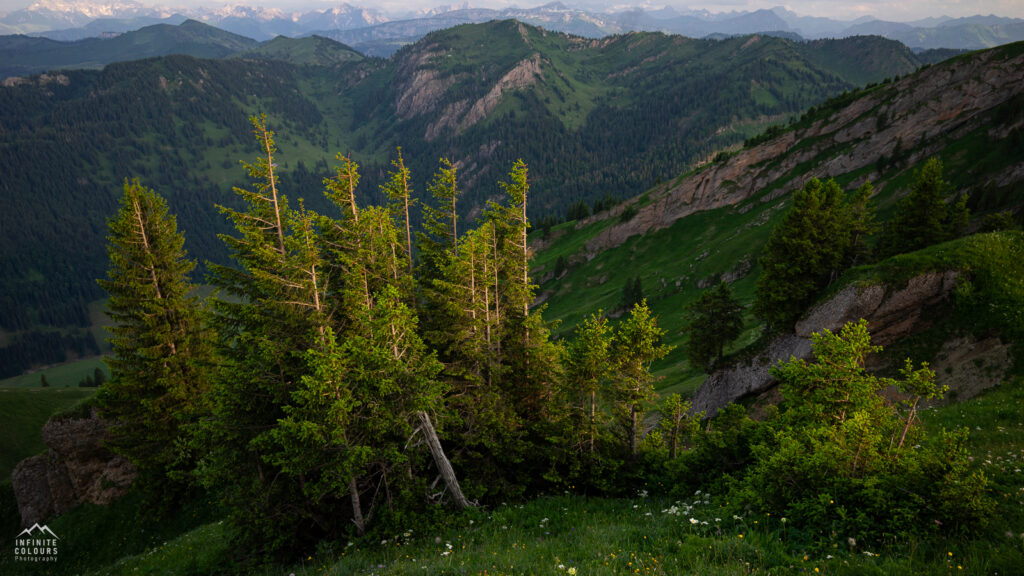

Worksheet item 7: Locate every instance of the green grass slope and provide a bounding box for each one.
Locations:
[0,387,94,478]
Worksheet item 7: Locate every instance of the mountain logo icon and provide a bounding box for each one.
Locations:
[16,523,59,539]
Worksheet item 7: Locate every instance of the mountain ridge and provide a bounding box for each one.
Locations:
[0,22,928,376]
[527,41,1024,386]
[3,1,1022,55]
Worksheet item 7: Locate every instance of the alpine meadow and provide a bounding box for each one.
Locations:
[2,5,1024,575]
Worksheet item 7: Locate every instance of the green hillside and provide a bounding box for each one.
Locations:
[234,35,364,66]
[0,387,94,478]
[531,40,1024,391]
[0,21,927,377]
[0,20,258,77]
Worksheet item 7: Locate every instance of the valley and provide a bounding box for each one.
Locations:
[0,21,931,377]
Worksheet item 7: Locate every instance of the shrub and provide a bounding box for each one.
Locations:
[735,320,992,543]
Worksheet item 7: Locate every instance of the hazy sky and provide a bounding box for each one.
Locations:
[2,0,1023,23]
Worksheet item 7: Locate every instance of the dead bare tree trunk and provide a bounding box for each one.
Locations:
[416,410,472,509]
[349,476,366,535]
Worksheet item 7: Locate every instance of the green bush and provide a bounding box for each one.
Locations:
[735,320,993,544]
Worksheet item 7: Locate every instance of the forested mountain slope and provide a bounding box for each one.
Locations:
[0,20,925,376]
[0,19,257,78]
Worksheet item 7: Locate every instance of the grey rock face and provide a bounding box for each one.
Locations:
[11,408,135,527]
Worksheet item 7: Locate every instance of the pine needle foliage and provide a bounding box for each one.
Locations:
[97,178,210,497]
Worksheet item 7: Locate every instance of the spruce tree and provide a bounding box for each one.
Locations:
[199,116,325,558]
[610,301,672,456]
[685,282,743,372]
[754,178,857,331]
[98,178,209,494]
[565,312,612,458]
[878,158,967,258]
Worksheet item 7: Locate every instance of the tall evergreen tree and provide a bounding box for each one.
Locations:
[98,178,210,494]
[877,158,968,258]
[198,116,326,559]
[610,301,672,456]
[382,147,416,273]
[565,312,612,457]
[754,178,860,331]
[685,282,743,372]
[620,276,644,311]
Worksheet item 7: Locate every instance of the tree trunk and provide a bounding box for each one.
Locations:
[349,476,366,535]
[417,410,472,509]
[630,406,639,456]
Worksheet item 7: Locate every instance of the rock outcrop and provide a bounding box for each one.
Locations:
[691,270,1008,416]
[11,409,135,528]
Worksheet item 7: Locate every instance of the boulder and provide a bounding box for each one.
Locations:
[11,408,135,527]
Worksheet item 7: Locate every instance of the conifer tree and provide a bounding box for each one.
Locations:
[846,181,877,268]
[199,116,326,558]
[418,158,460,279]
[754,178,857,331]
[658,393,701,460]
[685,282,743,372]
[98,178,209,493]
[565,312,612,457]
[610,301,672,456]
[620,276,644,311]
[382,148,416,273]
[877,158,967,258]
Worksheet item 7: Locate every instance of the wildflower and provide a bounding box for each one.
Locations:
[780,517,787,524]
[568,568,577,575]
[690,518,699,525]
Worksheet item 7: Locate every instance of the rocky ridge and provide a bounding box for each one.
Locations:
[580,47,1024,258]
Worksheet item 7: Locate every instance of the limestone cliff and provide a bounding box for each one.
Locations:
[692,270,1013,416]
[581,47,1024,257]
[11,408,135,528]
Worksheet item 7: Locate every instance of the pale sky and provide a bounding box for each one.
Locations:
[2,0,1023,23]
